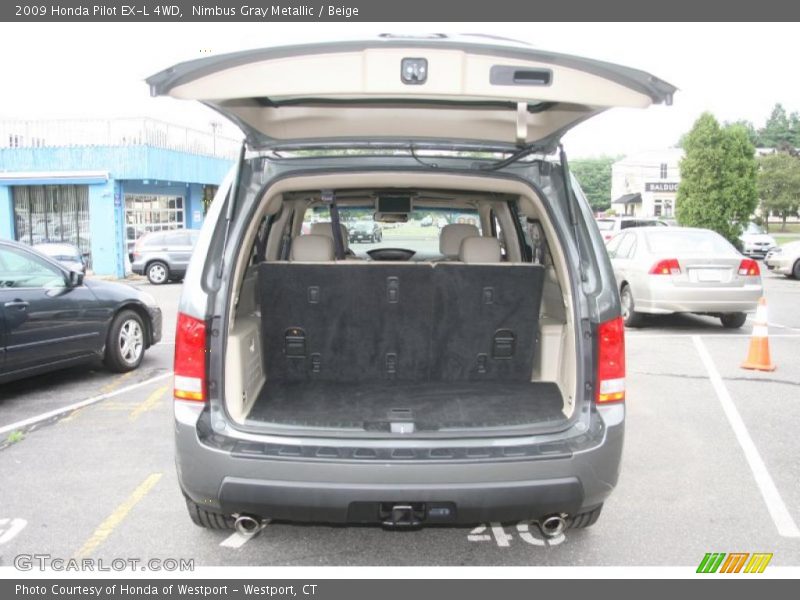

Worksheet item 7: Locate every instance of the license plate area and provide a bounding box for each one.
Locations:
[347,502,457,526]
[693,268,726,283]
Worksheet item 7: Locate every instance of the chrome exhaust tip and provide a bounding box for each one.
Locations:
[234,514,265,537]
[541,514,567,537]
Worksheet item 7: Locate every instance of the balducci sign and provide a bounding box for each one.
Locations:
[645,182,679,192]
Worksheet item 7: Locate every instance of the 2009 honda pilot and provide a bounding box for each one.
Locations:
[148,35,675,534]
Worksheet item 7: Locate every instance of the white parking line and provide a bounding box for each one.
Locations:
[220,521,271,549]
[0,372,174,436]
[692,336,800,538]
[628,333,800,339]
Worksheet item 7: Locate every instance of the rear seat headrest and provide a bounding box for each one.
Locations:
[439,223,480,258]
[460,236,502,263]
[309,222,349,250]
[290,235,335,262]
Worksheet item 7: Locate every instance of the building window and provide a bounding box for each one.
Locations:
[124,194,185,254]
[12,185,91,256]
[660,163,668,179]
[653,199,662,217]
[663,199,674,218]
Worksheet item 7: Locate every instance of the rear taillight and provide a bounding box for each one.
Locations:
[597,316,625,404]
[738,259,760,277]
[649,258,681,275]
[174,312,207,402]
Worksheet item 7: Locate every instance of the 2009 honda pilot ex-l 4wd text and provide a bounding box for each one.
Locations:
[148,35,675,534]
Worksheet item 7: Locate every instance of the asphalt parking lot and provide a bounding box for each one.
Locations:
[1,272,799,567]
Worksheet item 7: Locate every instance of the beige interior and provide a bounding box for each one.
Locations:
[167,47,653,145]
[225,172,576,429]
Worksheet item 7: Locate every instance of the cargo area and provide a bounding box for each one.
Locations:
[223,180,578,437]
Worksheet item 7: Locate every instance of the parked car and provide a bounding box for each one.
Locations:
[348,221,382,243]
[764,241,800,279]
[148,36,676,533]
[130,229,200,285]
[0,240,162,384]
[607,227,762,328]
[420,215,434,227]
[596,216,668,242]
[739,222,777,258]
[32,242,89,274]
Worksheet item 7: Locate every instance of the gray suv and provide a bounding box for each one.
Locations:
[130,229,200,285]
[149,36,674,535]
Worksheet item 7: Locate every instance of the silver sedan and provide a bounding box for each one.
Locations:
[607,227,763,328]
[764,240,800,279]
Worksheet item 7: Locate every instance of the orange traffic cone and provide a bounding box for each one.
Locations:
[741,297,776,372]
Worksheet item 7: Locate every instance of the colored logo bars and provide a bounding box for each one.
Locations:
[697,552,773,573]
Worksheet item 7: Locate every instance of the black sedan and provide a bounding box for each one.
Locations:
[0,240,162,384]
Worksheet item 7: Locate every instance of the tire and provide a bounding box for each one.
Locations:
[104,309,146,372]
[720,312,747,329]
[185,496,235,530]
[620,285,644,327]
[568,505,603,530]
[146,261,169,285]
[793,259,800,280]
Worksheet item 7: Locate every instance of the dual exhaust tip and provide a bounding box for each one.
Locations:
[540,514,567,537]
[234,512,567,536]
[234,514,267,536]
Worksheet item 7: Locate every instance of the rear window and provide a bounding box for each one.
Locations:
[645,229,737,256]
[305,207,481,258]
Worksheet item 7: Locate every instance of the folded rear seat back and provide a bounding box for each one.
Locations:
[432,263,545,382]
[258,261,545,384]
[258,262,434,383]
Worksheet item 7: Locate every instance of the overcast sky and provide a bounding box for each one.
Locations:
[0,22,797,157]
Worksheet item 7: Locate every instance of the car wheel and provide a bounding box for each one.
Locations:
[146,261,169,285]
[568,504,603,530]
[620,285,644,327]
[793,259,800,280]
[184,496,234,530]
[104,309,146,372]
[720,312,747,329]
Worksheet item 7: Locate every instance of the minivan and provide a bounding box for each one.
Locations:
[149,36,675,534]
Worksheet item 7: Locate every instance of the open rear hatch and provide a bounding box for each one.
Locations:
[147,35,676,151]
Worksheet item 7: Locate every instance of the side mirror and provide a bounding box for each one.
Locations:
[69,270,84,287]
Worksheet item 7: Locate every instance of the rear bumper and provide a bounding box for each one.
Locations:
[636,280,762,314]
[174,403,624,525]
[764,255,793,275]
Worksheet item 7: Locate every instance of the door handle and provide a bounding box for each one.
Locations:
[4,300,30,310]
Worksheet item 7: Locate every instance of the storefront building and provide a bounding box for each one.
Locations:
[610,148,682,218]
[0,118,237,276]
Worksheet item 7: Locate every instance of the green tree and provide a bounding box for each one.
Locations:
[723,119,760,147]
[757,103,800,150]
[757,152,800,231]
[570,156,619,211]
[676,113,758,245]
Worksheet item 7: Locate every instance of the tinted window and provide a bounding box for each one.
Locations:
[0,246,66,288]
[645,230,737,256]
